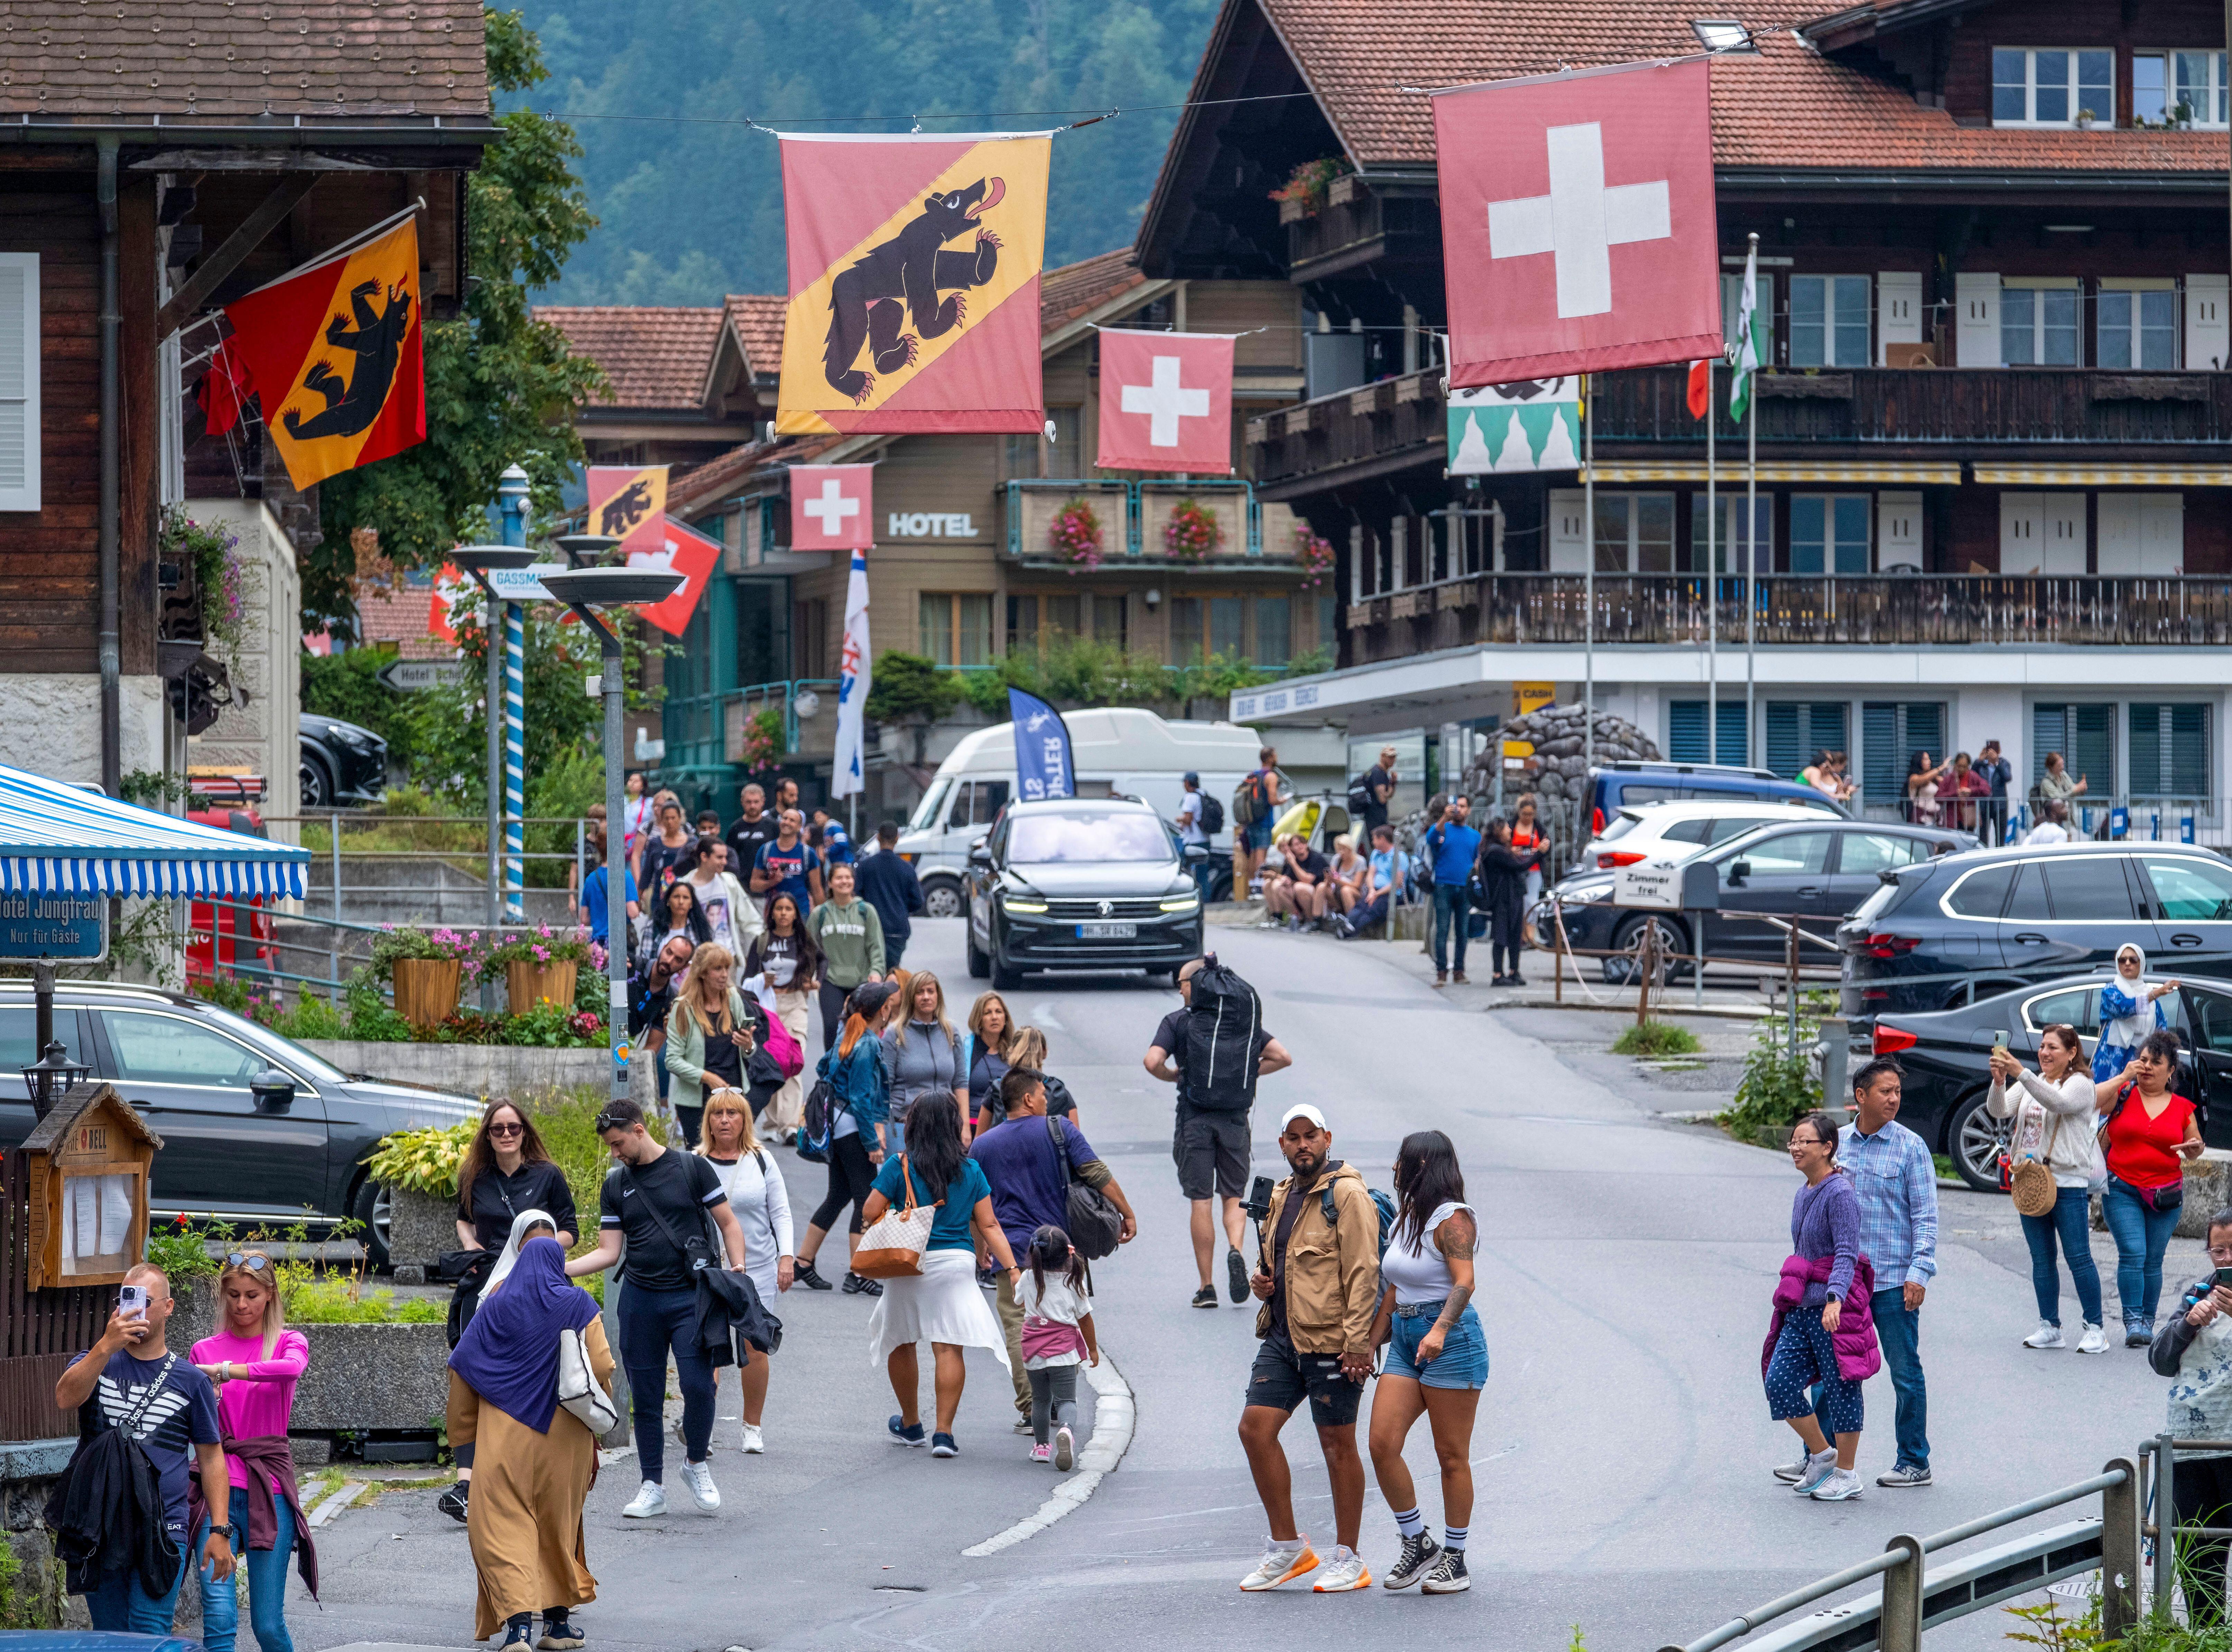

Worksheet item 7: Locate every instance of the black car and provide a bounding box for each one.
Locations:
[1868,970,2232,1191]
[964,796,1207,989]
[0,981,479,1263]
[1538,818,1969,982]
[1837,841,2232,1016]
[300,711,388,809]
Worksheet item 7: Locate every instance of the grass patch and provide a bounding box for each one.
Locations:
[1612,1021,1704,1058]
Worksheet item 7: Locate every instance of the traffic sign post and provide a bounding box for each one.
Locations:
[374,659,466,693]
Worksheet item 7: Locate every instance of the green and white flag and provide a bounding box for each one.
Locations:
[1728,245,1764,424]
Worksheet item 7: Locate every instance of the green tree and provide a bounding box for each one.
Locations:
[864,651,963,725]
[306,9,606,632]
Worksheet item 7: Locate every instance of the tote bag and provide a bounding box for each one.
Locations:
[851,1155,938,1278]
[555,1324,617,1435]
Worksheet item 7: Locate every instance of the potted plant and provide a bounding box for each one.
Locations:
[1049,496,1105,572]
[484,926,592,1017]
[2074,106,2098,129]
[370,926,478,1031]
[1269,156,1352,223]
[740,705,785,773]
[1164,497,1224,564]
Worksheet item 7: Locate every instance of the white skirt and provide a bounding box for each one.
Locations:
[866,1248,1012,1369]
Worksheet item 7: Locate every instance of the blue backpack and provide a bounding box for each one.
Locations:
[1320,1179,1398,1262]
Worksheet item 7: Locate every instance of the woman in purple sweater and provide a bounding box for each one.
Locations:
[1765,1110,1869,1503]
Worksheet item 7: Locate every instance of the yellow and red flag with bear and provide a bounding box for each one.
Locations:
[777,132,1050,436]
[223,217,426,490]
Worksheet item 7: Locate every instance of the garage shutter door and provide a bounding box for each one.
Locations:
[1766,702,1850,782]
[1861,702,1944,812]
[2129,703,2211,799]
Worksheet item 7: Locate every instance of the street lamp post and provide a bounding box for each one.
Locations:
[451,546,538,1012]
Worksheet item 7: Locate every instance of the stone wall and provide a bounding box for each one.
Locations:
[1458,702,1661,869]
[300,1040,608,1097]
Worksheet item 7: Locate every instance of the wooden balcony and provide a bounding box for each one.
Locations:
[1247,371,1446,495]
[1344,572,2232,664]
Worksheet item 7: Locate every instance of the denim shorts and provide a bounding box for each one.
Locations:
[1243,816,1272,852]
[1384,1300,1487,1390]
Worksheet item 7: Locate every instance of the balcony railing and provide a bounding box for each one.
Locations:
[1248,365,2232,492]
[1342,572,2232,664]
[1003,479,1302,567]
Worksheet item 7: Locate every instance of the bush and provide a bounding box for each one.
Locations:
[1612,1021,1703,1058]
[1721,1011,1822,1137]
[866,651,963,725]
[145,1213,219,1284]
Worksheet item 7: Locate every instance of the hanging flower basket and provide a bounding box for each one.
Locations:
[1048,497,1104,573]
[741,706,785,772]
[1164,498,1223,564]
[1295,525,1336,589]
[1268,157,1352,220]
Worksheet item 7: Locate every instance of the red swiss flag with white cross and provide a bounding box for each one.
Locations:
[1095,329,1234,475]
[1435,56,1722,388]
[789,463,875,551]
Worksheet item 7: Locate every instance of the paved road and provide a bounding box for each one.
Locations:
[303,918,2167,1652]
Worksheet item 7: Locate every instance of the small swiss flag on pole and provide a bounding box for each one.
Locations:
[1095,329,1234,474]
[1435,56,1722,388]
[789,463,875,551]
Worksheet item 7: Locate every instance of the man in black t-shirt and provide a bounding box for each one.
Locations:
[1144,958,1292,1311]
[725,783,779,892]
[1359,747,1397,838]
[566,1099,746,1520]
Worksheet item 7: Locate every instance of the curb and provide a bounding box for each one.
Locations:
[961,1349,1135,1557]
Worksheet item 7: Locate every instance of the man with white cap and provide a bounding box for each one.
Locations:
[1237,1102,1382,1594]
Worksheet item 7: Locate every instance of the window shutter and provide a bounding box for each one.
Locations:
[2032,704,2070,789]
[2042,495,2086,574]
[1668,701,1708,764]
[1715,701,1748,766]
[1864,701,1943,810]
[1548,489,1587,572]
[2188,275,2230,371]
[0,254,38,512]
[2129,704,2210,799]
[2100,493,2184,576]
[2000,492,2043,572]
[2035,703,2114,794]
[1955,272,2000,368]
[1878,491,1923,571]
[1877,272,1923,363]
[1766,704,1803,778]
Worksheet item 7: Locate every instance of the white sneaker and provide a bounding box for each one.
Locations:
[2023,1320,2065,1350]
[1238,1539,1320,1591]
[621,1481,666,1519]
[680,1459,720,1512]
[740,1423,765,1454]
[1312,1545,1373,1592]
[1791,1449,1839,1495]
[2077,1323,2110,1355]
[1811,1467,1865,1502]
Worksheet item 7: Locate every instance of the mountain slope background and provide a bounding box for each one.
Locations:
[513,0,1224,305]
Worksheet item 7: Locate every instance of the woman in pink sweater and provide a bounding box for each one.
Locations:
[190,1252,315,1652]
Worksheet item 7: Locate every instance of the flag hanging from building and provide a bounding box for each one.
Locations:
[1447,378,1581,474]
[1096,329,1234,474]
[832,550,872,798]
[1433,57,1720,388]
[222,217,426,489]
[633,517,725,638]
[1687,360,1712,421]
[1729,243,1766,424]
[427,561,476,645]
[587,465,671,562]
[776,132,1051,436]
[1009,687,1075,801]
[790,463,876,551]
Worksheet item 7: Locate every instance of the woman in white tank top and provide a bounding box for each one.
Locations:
[1366,1130,1485,1596]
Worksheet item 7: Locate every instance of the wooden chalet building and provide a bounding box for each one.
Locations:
[1152,0,2232,813]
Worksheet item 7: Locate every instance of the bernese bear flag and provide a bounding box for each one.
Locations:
[776,132,1051,436]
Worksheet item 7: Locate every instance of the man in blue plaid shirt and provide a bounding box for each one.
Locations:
[1837,1055,1938,1488]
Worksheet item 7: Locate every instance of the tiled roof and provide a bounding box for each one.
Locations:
[722,295,787,380]
[0,0,490,121]
[1251,0,2231,172]
[535,305,725,412]
[1040,249,1147,331]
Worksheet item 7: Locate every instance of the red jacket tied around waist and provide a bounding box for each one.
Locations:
[1761,1253,1881,1384]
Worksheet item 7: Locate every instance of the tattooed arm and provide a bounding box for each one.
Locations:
[1416,1210,1478,1365]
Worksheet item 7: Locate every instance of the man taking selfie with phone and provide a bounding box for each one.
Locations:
[53,1263,232,1630]
[1236,1104,1383,1594]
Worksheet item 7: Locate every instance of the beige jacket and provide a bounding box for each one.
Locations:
[1254,1161,1382,1356]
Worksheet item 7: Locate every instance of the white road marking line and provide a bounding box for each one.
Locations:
[961,1350,1134,1557]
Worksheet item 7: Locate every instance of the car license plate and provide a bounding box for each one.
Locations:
[1076,922,1137,939]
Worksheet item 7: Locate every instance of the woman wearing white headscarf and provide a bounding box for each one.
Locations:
[2095,944,2178,1085]
[481,1208,557,1300]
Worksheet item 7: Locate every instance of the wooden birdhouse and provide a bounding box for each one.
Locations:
[20,1084,161,1290]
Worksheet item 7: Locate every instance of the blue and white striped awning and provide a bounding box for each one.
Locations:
[0,766,310,900]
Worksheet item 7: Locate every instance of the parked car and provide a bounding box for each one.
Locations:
[1538,817,1968,982]
[1837,841,2232,1015]
[1867,970,2232,1191]
[300,711,388,809]
[1585,761,1852,837]
[0,981,478,1265]
[964,796,1206,989]
[1569,796,1849,878]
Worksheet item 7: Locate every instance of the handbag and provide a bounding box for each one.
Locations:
[2010,1107,2063,1219]
[1046,1113,1124,1261]
[555,1323,617,1435]
[852,1155,937,1278]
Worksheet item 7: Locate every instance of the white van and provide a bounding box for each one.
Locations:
[897,708,1262,916]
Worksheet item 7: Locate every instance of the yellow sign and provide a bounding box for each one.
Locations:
[1515,681,1555,714]
[1502,740,1535,759]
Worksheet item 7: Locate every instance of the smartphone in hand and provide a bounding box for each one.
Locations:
[118,1284,146,1322]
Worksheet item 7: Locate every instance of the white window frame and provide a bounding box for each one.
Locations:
[1787,274,1872,368]
[2134,49,2229,128]
[2001,277,2082,367]
[1992,47,2115,128]
[2098,279,2180,372]
[0,253,39,513]
[1789,493,1873,575]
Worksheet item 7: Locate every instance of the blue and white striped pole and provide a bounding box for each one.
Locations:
[498,465,529,922]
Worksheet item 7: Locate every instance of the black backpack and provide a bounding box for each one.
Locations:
[1346,771,1377,812]
[1197,792,1225,835]
[1180,956,1263,1114]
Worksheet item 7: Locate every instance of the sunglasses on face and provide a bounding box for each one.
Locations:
[488,1122,524,1137]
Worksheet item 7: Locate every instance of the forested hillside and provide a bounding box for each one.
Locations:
[511,0,1223,305]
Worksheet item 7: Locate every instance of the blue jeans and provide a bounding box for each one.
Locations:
[1431,884,1471,974]
[198,1494,297,1652]
[1812,1286,1928,1469]
[85,1542,188,1634]
[2104,1177,2182,1328]
[617,1282,715,1483]
[2020,1185,2104,1328]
